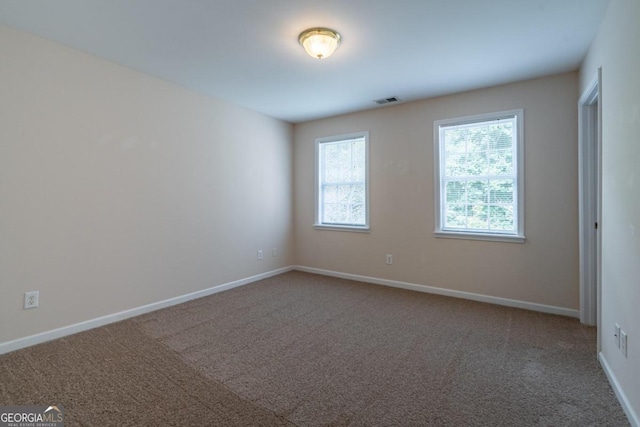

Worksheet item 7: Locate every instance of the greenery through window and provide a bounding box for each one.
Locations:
[315,133,369,230]
[434,110,524,241]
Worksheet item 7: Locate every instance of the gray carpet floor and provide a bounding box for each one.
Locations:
[0,271,629,426]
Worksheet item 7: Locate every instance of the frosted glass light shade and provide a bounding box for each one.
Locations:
[298,28,341,59]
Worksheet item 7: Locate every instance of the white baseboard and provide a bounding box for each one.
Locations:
[293,265,580,318]
[599,352,639,427]
[0,264,582,355]
[0,266,293,355]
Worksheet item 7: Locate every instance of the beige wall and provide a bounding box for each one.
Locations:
[294,73,579,310]
[580,0,640,420]
[0,25,293,344]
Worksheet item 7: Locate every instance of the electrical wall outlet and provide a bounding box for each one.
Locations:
[620,330,628,358]
[272,248,277,257]
[257,250,263,260]
[24,291,39,309]
[615,324,621,348]
[386,254,393,265]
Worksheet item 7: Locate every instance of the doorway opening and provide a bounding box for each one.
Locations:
[578,70,602,346]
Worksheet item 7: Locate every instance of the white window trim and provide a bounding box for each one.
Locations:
[314,131,370,232]
[433,109,525,243]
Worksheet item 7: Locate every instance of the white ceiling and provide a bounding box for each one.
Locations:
[0,0,609,123]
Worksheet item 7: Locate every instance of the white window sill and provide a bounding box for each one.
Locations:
[434,230,525,243]
[314,224,370,233]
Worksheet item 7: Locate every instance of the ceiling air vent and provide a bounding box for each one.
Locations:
[374,96,400,105]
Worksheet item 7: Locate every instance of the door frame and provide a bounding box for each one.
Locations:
[577,70,602,344]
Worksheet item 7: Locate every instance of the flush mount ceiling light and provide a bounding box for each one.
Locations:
[298,27,341,59]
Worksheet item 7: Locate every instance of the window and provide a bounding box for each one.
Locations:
[434,110,524,242]
[315,132,369,231]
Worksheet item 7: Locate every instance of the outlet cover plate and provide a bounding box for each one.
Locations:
[24,291,39,309]
[620,330,628,357]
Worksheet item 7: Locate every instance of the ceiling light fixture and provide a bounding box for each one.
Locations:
[298,27,341,59]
